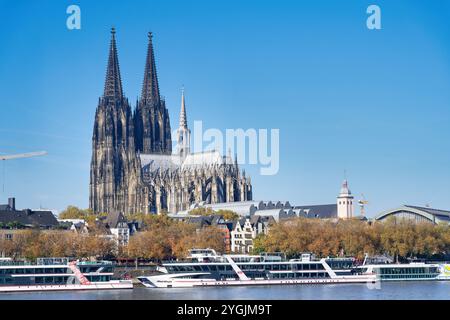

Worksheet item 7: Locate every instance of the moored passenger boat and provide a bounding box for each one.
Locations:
[138,249,377,288]
[358,262,450,281]
[0,257,133,292]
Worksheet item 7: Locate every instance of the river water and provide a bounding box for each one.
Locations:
[0,282,449,300]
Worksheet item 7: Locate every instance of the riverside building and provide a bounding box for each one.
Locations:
[176,179,358,221]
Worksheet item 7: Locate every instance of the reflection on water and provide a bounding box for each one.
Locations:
[1,282,450,300]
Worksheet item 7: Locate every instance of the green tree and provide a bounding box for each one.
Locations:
[59,206,106,225]
[188,207,216,216]
[216,210,239,221]
[252,233,267,254]
[59,206,85,219]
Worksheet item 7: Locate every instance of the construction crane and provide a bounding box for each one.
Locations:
[358,194,369,216]
[1,151,47,192]
[0,151,47,161]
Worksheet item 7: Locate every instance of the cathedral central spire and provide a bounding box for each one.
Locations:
[176,87,191,159]
[179,87,187,128]
[103,27,123,99]
[141,32,160,105]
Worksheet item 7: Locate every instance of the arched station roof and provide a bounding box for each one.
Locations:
[375,205,450,224]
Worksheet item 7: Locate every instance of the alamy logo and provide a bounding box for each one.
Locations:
[66,5,81,30]
[366,5,381,30]
[172,121,280,176]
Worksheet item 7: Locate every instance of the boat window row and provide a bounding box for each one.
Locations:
[86,275,112,282]
[292,263,325,271]
[243,273,267,279]
[0,268,68,274]
[325,260,354,270]
[0,266,112,275]
[166,265,234,272]
[380,274,438,280]
[377,267,439,275]
[0,275,111,285]
[79,266,113,273]
[240,263,325,271]
[0,276,70,285]
[271,272,330,279]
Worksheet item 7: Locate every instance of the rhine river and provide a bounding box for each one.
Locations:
[0,282,449,300]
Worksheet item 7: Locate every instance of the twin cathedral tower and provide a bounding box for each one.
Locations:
[89,29,252,215]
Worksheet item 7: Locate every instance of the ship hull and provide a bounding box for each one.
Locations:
[0,280,133,293]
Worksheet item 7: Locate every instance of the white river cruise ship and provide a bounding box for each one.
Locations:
[0,257,133,292]
[138,249,378,288]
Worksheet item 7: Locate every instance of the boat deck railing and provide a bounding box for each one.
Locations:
[0,261,34,266]
[0,259,114,267]
[77,261,113,265]
[163,257,326,264]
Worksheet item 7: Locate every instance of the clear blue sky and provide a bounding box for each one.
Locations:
[0,0,449,216]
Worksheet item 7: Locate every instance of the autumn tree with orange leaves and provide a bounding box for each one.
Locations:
[253,217,450,261]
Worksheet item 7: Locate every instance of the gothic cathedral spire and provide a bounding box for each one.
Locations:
[141,32,160,105]
[176,87,190,159]
[135,32,172,155]
[179,87,187,128]
[103,28,123,100]
[90,28,146,216]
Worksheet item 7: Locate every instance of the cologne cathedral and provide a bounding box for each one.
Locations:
[89,29,252,215]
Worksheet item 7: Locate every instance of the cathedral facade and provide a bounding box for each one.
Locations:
[89,29,252,215]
